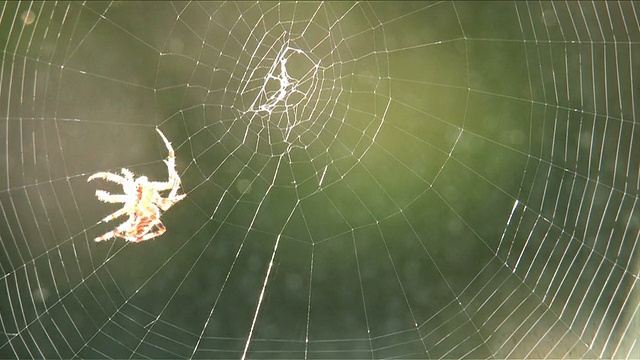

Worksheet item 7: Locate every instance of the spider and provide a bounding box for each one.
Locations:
[88,128,186,243]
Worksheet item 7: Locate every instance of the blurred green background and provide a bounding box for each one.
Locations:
[0,1,638,359]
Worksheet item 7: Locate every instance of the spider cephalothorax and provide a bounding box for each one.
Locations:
[88,128,186,242]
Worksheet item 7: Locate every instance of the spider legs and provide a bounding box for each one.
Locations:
[152,128,184,199]
[100,209,165,243]
[87,168,134,185]
[88,171,126,184]
[94,230,117,242]
[165,159,183,199]
[133,221,166,242]
[94,215,131,241]
[116,214,166,242]
[157,193,186,211]
[156,128,173,156]
[100,208,130,223]
[90,130,185,243]
[94,190,128,204]
[156,128,178,182]
[150,167,182,195]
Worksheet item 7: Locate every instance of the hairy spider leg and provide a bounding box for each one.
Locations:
[134,220,166,242]
[162,161,183,199]
[156,128,172,150]
[157,193,186,211]
[95,231,117,242]
[94,190,129,203]
[95,214,133,241]
[116,212,166,242]
[166,159,183,198]
[150,160,181,193]
[101,207,132,223]
[95,213,137,241]
[121,168,135,180]
[152,128,183,196]
[87,171,128,185]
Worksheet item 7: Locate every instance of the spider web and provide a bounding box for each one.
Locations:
[1,1,639,359]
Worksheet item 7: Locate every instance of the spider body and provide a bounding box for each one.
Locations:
[88,129,185,242]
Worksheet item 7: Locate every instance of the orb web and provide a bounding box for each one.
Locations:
[0,1,638,359]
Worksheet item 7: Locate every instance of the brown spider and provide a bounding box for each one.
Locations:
[88,128,186,242]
